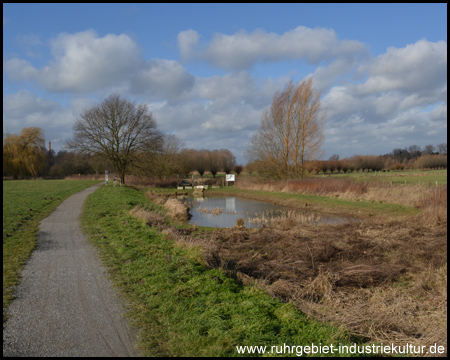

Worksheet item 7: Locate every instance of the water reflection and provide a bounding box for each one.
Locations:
[180,196,348,229]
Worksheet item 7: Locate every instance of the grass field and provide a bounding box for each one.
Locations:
[80,185,369,356]
[3,179,101,320]
[318,169,447,186]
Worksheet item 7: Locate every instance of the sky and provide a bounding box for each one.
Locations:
[3,3,447,164]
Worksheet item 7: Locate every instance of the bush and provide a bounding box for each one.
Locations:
[414,155,447,169]
[390,163,404,171]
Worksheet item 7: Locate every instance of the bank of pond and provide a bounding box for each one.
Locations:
[180,195,352,228]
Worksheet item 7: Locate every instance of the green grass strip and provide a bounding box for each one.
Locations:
[3,179,102,320]
[80,185,371,357]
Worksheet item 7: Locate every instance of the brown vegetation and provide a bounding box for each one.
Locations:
[200,215,445,353]
[137,185,447,355]
[236,176,447,210]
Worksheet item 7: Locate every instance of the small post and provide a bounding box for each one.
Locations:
[114,176,117,187]
[105,170,108,186]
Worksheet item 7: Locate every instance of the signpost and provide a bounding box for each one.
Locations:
[225,174,235,186]
[105,170,108,186]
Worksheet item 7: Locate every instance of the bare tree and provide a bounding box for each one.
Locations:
[69,94,162,184]
[133,134,185,179]
[423,144,436,155]
[234,165,244,176]
[436,142,447,155]
[246,78,325,179]
[220,149,236,174]
[192,149,210,177]
[329,154,339,161]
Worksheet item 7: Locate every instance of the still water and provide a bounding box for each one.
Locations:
[181,196,347,229]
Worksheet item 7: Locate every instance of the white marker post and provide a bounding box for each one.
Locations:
[105,170,108,186]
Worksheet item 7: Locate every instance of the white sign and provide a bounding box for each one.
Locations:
[226,174,235,182]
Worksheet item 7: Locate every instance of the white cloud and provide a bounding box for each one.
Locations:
[178,29,200,61]
[3,58,39,82]
[178,26,367,71]
[355,40,447,95]
[3,90,79,148]
[130,59,194,102]
[4,30,142,93]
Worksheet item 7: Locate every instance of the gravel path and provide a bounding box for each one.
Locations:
[3,183,138,357]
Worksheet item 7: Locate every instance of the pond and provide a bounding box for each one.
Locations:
[180,196,349,229]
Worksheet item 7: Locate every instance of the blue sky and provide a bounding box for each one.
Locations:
[3,3,447,164]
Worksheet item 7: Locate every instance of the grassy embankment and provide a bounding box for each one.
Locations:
[80,185,370,357]
[3,179,102,321]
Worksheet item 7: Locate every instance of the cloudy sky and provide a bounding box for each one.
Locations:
[3,3,447,164]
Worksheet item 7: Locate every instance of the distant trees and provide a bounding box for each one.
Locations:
[436,143,447,155]
[414,155,447,169]
[179,148,237,177]
[68,94,163,184]
[132,134,186,179]
[3,127,46,178]
[246,78,326,179]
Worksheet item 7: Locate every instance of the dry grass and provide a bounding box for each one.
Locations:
[139,183,447,355]
[143,191,190,222]
[197,216,447,355]
[164,198,189,221]
[129,206,165,228]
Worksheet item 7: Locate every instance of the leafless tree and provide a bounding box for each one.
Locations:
[133,134,185,179]
[191,149,210,177]
[246,78,325,179]
[436,142,447,155]
[220,149,236,174]
[208,150,221,177]
[234,165,244,176]
[423,144,436,155]
[68,94,162,184]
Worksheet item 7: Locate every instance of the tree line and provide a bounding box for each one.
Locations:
[3,118,242,182]
[305,152,447,175]
[3,88,446,181]
[3,129,242,181]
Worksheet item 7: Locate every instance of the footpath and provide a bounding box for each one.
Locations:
[3,183,137,357]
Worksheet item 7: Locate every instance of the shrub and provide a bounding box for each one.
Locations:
[414,155,447,169]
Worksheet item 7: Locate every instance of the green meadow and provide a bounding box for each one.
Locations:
[3,179,101,319]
